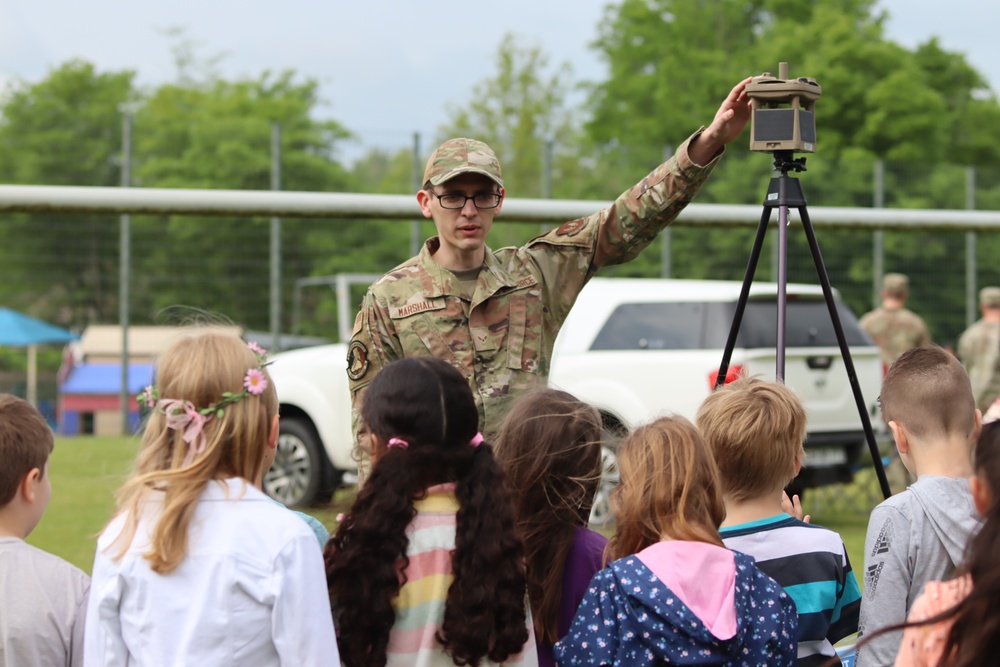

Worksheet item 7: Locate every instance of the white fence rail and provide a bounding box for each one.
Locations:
[2,184,1000,230]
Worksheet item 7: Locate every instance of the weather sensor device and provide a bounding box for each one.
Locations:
[747,62,822,153]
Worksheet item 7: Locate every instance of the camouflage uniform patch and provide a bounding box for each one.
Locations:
[555,219,586,236]
[858,306,931,368]
[349,131,720,441]
[346,340,370,381]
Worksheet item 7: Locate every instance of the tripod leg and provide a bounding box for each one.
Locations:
[716,206,772,390]
[798,205,892,500]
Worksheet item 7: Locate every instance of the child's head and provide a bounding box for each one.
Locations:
[136,331,277,481]
[493,388,603,644]
[908,413,1000,662]
[609,416,725,560]
[972,420,1000,514]
[329,356,528,666]
[494,388,603,527]
[879,346,976,448]
[361,356,479,467]
[113,331,278,573]
[0,394,53,536]
[695,376,806,502]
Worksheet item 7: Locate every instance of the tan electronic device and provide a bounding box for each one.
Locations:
[747,62,822,153]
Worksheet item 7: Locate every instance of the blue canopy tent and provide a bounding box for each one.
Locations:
[0,307,78,406]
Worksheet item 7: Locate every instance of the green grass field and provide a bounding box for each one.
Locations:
[28,435,878,578]
[28,436,142,571]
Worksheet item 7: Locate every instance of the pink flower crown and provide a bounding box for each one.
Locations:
[136,341,271,465]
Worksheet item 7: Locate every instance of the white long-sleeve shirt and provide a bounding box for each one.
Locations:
[84,478,339,667]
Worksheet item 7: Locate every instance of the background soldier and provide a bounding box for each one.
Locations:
[859,273,932,375]
[958,286,1000,413]
[347,78,754,445]
[860,273,933,490]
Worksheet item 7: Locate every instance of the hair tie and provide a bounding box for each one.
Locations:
[469,432,484,447]
[387,437,409,449]
[157,399,209,465]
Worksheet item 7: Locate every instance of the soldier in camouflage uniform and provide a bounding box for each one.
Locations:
[958,286,1000,412]
[859,273,932,372]
[859,273,932,489]
[347,78,754,443]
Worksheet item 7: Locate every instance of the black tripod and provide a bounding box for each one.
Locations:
[714,151,892,501]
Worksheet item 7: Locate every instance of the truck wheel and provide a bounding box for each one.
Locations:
[588,443,620,528]
[264,418,324,508]
[590,418,627,528]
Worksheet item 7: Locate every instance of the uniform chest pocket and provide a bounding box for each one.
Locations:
[506,287,543,373]
[390,298,461,364]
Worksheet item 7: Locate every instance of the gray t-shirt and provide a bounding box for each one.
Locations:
[855,476,979,667]
[0,537,90,667]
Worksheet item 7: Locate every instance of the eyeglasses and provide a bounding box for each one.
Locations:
[430,191,502,210]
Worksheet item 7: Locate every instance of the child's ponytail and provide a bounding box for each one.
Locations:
[443,442,528,665]
[325,447,424,667]
[327,357,529,666]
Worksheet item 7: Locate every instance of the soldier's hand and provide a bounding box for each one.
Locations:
[690,77,753,165]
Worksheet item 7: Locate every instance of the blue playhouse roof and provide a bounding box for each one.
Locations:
[61,363,156,395]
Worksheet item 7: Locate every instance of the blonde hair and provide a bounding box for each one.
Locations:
[696,376,806,503]
[109,330,278,573]
[608,416,725,560]
[880,345,976,442]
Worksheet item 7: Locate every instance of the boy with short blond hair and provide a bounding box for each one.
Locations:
[0,394,89,667]
[697,376,861,667]
[855,346,980,667]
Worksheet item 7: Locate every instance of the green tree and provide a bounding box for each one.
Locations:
[588,0,765,156]
[443,33,577,199]
[131,70,352,331]
[0,60,135,324]
[585,0,999,184]
[583,0,1000,312]
[912,38,1000,167]
[349,147,416,195]
[753,4,948,162]
[437,33,589,248]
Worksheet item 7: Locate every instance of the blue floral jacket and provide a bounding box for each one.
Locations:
[554,550,798,666]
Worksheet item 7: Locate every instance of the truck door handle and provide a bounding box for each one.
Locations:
[807,355,834,370]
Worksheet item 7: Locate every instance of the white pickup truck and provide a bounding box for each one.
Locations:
[264,278,883,522]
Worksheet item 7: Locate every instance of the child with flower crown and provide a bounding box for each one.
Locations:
[83,330,339,667]
[325,356,537,667]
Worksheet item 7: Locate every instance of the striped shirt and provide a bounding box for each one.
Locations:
[387,483,537,667]
[720,513,862,667]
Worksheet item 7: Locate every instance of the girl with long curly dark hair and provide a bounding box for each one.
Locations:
[887,418,1000,667]
[325,357,534,667]
[493,389,605,667]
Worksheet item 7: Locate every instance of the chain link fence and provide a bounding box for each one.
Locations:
[4,122,1000,408]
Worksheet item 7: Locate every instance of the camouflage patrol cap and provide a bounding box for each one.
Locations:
[423,138,504,188]
[981,286,1000,308]
[882,273,909,297]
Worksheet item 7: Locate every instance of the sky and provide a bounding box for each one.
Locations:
[1,0,998,154]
